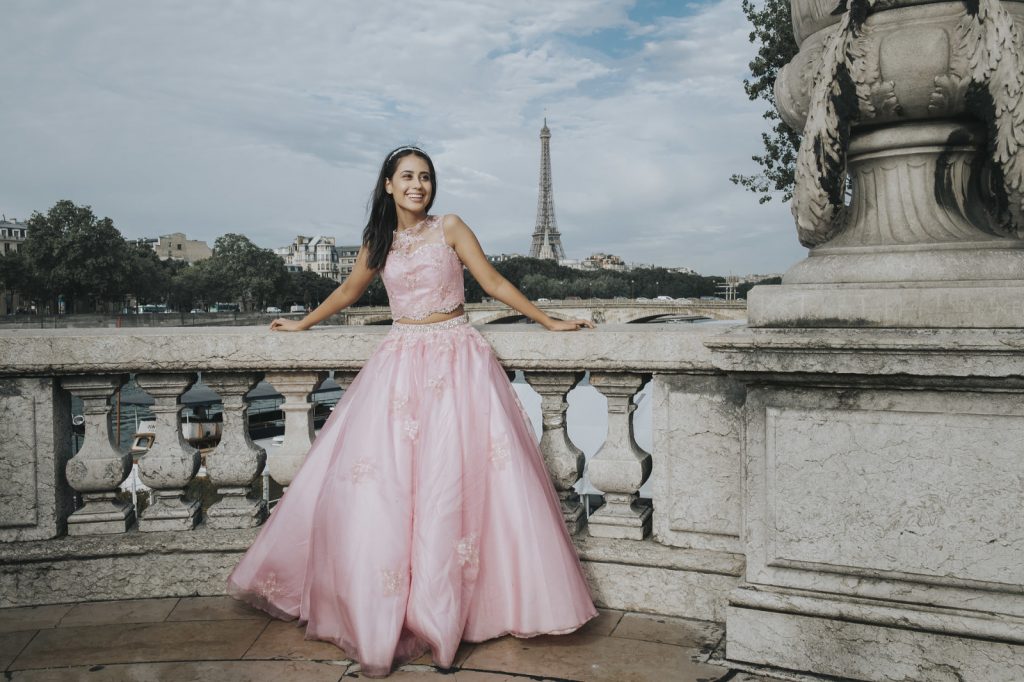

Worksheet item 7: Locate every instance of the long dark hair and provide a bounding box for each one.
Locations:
[362,146,437,270]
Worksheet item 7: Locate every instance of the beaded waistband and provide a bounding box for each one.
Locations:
[390,314,469,332]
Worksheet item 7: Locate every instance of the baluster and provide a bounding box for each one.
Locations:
[61,375,133,535]
[203,372,266,528]
[525,371,587,534]
[587,372,652,540]
[135,373,201,531]
[263,371,327,488]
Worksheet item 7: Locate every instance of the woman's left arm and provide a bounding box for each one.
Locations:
[444,214,594,331]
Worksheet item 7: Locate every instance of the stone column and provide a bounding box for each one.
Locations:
[525,371,586,534]
[264,371,327,488]
[586,372,652,540]
[135,373,200,531]
[202,372,266,529]
[60,375,133,535]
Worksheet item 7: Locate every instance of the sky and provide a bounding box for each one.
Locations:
[0,0,807,276]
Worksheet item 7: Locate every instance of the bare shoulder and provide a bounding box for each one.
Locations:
[441,214,477,246]
[441,213,472,234]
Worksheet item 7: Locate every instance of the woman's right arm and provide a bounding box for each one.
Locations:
[270,246,378,331]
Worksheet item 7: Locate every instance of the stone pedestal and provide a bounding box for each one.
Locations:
[750,123,1024,328]
[710,328,1024,681]
[756,0,1024,330]
[725,1,1024,678]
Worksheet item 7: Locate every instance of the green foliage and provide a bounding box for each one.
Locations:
[2,200,294,314]
[125,241,172,305]
[286,270,338,308]
[18,200,133,312]
[730,0,802,203]
[168,259,223,312]
[356,277,388,307]
[210,233,289,311]
[736,276,781,299]
[465,257,723,302]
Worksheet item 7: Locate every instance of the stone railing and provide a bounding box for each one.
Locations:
[0,323,746,622]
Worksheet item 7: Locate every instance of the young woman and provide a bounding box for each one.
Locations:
[227,146,598,677]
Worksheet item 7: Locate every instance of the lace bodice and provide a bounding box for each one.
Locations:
[381,215,465,321]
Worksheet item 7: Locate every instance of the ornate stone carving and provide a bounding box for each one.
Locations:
[524,371,586,534]
[957,0,1024,236]
[263,371,327,489]
[791,1,876,247]
[134,373,201,531]
[202,372,266,529]
[60,375,133,535]
[787,0,1023,245]
[586,373,652,540]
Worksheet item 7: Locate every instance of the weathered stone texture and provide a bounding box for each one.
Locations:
[652,374,744,554]
[0,378,72,542]
[0,323,735,376]
[727,604,1024,682]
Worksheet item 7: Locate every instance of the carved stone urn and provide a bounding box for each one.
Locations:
[751,0,1024,328]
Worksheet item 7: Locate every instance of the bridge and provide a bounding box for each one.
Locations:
[342,299,748,325]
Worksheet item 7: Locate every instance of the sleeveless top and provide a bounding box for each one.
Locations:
[381,215,465,321]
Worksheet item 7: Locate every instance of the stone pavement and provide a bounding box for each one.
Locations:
[0,597,784,681]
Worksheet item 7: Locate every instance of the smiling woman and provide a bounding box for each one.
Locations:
[227,145,597,677]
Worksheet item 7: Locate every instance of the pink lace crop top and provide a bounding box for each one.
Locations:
[381,215,465,321]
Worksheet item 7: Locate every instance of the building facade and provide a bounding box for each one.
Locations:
[578,253,627,271]
[1,218,28,315]
[276,236,341,281]
[152,233,212,263]
[334,245,360,277]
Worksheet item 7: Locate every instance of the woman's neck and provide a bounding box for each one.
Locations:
[395,208,428,231]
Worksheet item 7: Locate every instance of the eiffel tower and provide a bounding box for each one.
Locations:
[529,119,567,260]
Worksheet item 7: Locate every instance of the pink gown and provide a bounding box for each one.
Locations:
[227,214,597,677]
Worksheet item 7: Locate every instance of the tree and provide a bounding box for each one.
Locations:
[210,234,289,311]
[0,249,32,309]
[730,0,801,204]
[737,276,782,299]
[18,200,132,312]
[286,270,339,309]
[124,241,173,306]
[168,259,223,312]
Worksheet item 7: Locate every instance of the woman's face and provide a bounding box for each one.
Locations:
[385,155,432,214]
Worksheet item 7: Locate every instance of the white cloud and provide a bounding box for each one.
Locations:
[0,0,805,275]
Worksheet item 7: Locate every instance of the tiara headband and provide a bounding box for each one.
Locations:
[386,146,424,164]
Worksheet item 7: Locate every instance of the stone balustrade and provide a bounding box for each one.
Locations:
[0,323,746,623]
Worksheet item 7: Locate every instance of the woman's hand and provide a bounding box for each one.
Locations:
[545,318,595,332]
[270,318,307,332]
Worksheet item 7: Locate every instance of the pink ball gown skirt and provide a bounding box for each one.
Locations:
[227,315,597,677]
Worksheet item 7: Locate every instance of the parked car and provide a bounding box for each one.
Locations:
[289,305,307,313]
[655,295,674,301]
[189,308,205,314]
[537,297,550,303]
[266,306,282,313]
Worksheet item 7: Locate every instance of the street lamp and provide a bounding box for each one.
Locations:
[630,279,634,299]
